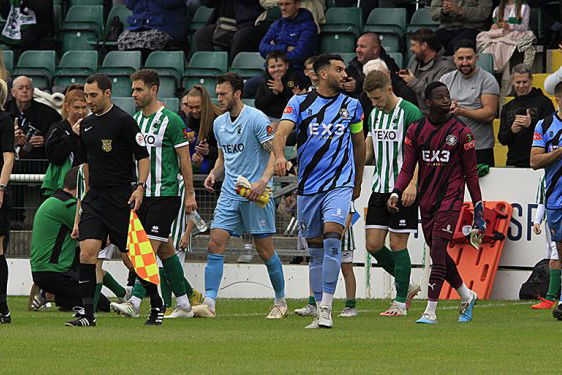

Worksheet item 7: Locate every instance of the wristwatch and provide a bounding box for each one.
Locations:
[135,182,146,190]
[0,184,7,192]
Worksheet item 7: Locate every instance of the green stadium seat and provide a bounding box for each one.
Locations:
[71,0,103,5]
[98,51,142,96]
[340,53,356,66]
[61,5,104,52]
[388,52,403,69]
[185,51,227,76]
[319,32,356,53]
[162,97,179,112]
[112,97,136,115]
[364,8,406,51]
[322,7,362,38]
[190,7,213,34]
[144,51,185,98]
[379,35,400,53]
[53,51,98,88]
[2,50,13,72]
[406,8,439,33]
[242,98,255,107]
[229,52,265,78]
[477,53,493,74]
[88,4,132,49]
[182,76,218,98]
[12,50,56,90]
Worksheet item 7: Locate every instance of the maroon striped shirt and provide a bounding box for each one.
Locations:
[393,116,482,215]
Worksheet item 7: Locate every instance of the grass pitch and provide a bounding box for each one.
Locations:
[0,297,556,374]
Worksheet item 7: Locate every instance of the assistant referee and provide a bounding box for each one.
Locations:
[66,73,163,327]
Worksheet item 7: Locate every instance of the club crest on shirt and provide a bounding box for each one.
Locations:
[236,125,242,135]
[101,139,112,152]
[446,134,457,146]
[339,108,350,119]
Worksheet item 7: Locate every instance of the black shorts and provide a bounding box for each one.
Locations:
[0,189,11,237]
[78,187,132,252]
[365,192,418,233]
[137,196,181,242]
[32,270,82,308]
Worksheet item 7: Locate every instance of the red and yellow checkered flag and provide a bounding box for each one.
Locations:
[127,210,160,285]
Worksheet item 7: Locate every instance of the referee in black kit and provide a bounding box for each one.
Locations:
[66,73,164,327]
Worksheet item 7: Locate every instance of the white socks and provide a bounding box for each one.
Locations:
[424,300,438,316]
[319,292,334,308]
[274,297,287,307]
[129,296,141,310]
[204,297,216,311]
[456,284,472,302]
[176,294,191,309]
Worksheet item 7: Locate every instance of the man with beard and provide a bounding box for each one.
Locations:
[192,73,287,320]
[388,81,484,324]
[440,39,499,167]
[398,28,455,114]
[274,54,365,329]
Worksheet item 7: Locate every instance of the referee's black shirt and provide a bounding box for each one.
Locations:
[80,105,148,190]
[0,111,15,172]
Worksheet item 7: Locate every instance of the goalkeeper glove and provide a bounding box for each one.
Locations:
[470,201,486,249]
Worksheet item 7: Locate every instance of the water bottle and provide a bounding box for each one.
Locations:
[189,210,208,233]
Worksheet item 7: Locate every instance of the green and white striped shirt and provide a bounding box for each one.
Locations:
[367,98,423,193]
[133,107,189,197]
[536,176,546,205]
[169,177,189,251]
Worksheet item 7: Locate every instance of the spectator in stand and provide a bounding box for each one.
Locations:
[345,33,410,101]
[360,59,418,133]
[257,0,326,32]
[0,0,54,50]
[0,51,9,84]
[545,43,562,96]
[440,39,500,167]
[259,0,318,75]
[179,85,221,174]
[8,76,61,162]
[431,0,492,55]
[117,0,187,60]
[42,87,88,196]
[255,51,302,119]
[195,0,268,60]
[399,28,455,113]
[303,56,319,91]
[498,64,555,168]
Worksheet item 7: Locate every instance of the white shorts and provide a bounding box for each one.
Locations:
[545,223,559,260]
[98,244,117,260]
[342,250,354,264]
[156,250,187,267]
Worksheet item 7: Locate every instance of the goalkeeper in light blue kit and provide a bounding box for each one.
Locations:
[192,73,287,319]
[273,54,366,329]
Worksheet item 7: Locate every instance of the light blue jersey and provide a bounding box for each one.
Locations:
[214,105,274,200]
[281,91,363,195]
[532,113,562,209]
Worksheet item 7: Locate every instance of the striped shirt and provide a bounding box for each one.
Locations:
[368,98,423,193]
[133,107,189,197]
[169,177,189,251]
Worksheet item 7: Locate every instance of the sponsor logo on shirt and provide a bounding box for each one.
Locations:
[135,132,146,147]
[446,134,457,146]
[339,108,350,119]
[464,140,475,150]
[101,139,112,152]
[283,106,293,114]
[309,122,345,137]
[422,150,450,163]
[533,132,543,141]
[442,224,452,233]
[221,144,245,153]
[266,125,274,136]
[404,137,412,146]
[372,129,398,141]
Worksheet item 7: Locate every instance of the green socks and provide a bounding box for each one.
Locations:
[132,279,146,299]
[93,283,102,312]
[372,246,395,276]
[308,295,316,306]
[391,249,411,303]
[159,267,172,307]
[546,269,561,301]
[102,271,126,298]
[162,255,187,297]
[345,299,356,308]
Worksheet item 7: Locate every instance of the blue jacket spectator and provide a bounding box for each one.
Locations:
[125,0,187,41]
[259,3,317,72]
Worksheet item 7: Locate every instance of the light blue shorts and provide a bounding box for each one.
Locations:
[547,208,562,242]
[211,195,276,237]
[297,188,353,239]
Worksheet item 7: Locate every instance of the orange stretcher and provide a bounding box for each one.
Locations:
[439,201,513,300]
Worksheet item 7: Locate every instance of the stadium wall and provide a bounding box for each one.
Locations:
[7,168,543,300]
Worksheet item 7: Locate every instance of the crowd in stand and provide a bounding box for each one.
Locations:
[0,0,560,221]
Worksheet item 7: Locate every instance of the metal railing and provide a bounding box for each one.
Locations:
[6,160,305,261]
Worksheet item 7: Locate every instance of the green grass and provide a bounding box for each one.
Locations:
[0,297,557,374]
